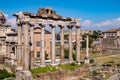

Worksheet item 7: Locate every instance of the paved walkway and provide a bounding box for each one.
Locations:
[107,73,120,80]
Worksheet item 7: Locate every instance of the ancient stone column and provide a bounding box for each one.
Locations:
[85,34,89,64]
[51,25,56,66]
[76,26,80,64]
[17,23,22,67]
[40,24,45,67]
[68,26,73,63]
[30,24,34,69]
[23,22,29,70]
[59,25,64,64]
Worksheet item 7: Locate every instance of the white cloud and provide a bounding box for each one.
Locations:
[81,17,120,30]
[81,20,93,27]
[4,14,8,19]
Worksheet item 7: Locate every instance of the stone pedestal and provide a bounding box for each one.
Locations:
[22,71,32,80]
[16,67,23,80]
[16,67,32,80]
[85,59,89,64]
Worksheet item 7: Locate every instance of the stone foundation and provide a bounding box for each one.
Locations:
[16,67,32,80]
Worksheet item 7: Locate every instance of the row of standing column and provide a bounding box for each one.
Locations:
[17,22,81,70]
[40,25,81,66]
[68,26,80,64]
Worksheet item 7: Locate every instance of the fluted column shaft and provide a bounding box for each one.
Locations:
[40,24,45,66]
[76,26,80,63]
[23,23,29,70]
[17,23,22,67]
[51,25,56,65]
[30,24,34,69]
[60,26,64,64]
[68,26,73,63]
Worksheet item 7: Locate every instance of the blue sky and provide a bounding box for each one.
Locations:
[0,0,120,31]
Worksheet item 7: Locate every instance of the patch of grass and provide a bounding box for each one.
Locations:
[0,69,15,79]
[30,66,57,73]
[58,62,80,71]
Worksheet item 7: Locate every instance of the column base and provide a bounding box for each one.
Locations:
[40,65,46,67]
[69,61,73,63]
[85,59,89,64]
[60,62,65,65]
[77,62,81,65]
[51,63,57,66]
[22,71,32,80]
[16,67,23,80]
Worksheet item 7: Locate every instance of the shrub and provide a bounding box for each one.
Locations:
[102,63,112,67]
[84,56,89,60]
[90,58,94,63]
[64,49,69,59]
[106,63,112,67]
[80,61,84,65]
[0,69,15,79]
[64,49,76,60]
[72,53,76,60]
[70,62,77,66]
[116,63,120,67]
[92,71,98,76]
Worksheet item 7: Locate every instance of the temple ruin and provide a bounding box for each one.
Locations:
[13,7,81,80]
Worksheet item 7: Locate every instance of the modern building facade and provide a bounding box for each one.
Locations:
[102,28,120,49]
[34,27,51,61]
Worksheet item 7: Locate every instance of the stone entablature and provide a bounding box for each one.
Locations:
[13,7,80,27]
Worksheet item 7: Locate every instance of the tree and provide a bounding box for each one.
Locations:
[81,30,101,49]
